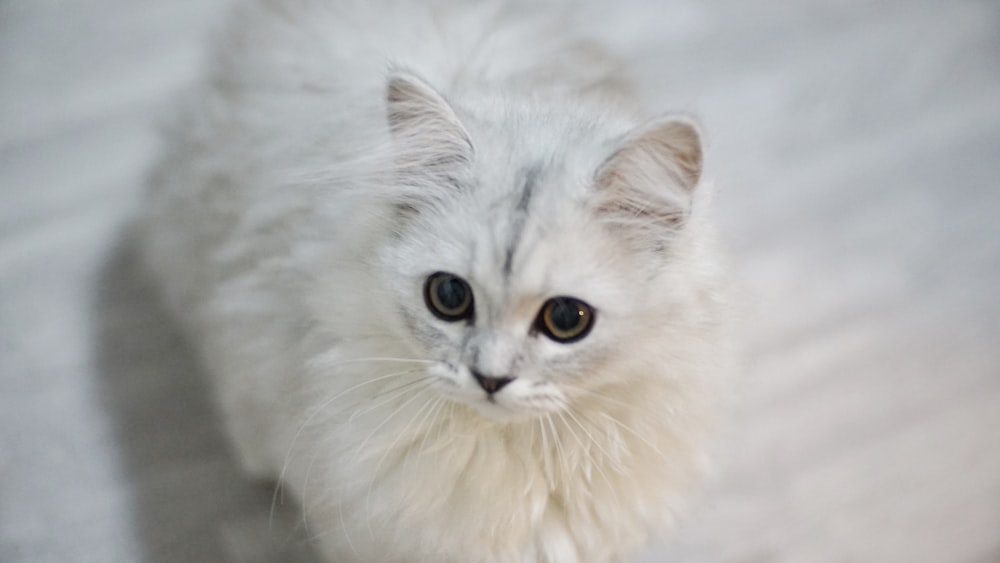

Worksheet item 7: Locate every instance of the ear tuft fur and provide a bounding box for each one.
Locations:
[386,71,473,165]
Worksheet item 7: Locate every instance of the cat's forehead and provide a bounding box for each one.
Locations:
[403,105,635,308]
[461,185,616,302]
[461,99,622,174]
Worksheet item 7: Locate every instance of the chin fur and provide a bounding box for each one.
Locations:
[279,345,723,563]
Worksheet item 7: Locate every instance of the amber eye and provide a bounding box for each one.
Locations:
[536,297,595,343]
[424,272,474,321]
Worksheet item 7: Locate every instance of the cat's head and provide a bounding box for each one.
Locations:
[378,72,709,422]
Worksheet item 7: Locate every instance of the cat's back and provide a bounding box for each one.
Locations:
[218,0,630,101]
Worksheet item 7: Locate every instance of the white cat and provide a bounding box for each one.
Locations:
[140,1,734,562]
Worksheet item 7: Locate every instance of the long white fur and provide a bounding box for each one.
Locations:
[140,1,734,562]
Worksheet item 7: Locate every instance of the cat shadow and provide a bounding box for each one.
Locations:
[93,230,319,563]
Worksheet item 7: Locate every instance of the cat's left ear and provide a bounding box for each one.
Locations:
[595,116,703,227]
[386,71,473,170]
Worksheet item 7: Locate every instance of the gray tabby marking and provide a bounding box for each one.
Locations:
[502,165,540,279]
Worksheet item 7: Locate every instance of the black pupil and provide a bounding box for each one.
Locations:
[549,299,582,331]
[436,277,467,311]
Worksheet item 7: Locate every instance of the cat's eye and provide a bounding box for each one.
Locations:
[536,297,594,343]
[424,272,474,321]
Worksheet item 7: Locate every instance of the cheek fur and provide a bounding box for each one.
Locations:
[398,306,448,351]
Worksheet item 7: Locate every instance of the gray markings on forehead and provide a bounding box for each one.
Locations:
[502,165,541,279]
[515,165,538,213]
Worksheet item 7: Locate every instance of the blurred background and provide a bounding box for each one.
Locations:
[1,0,998,561]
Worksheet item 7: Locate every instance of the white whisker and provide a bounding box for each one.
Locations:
[544,413,569,480]
[271,367,424,525]
[554,411,589,479]
[347,377,428,426]
[309,355,434,370]
[413,396,446,462]
[594,411,671,465]
[338,486,361,559]
[537,417,551,485]
[365,389,436,538]
[300,377,428,531]
[560,409,625,518]
[563,407,623,473]
[352,380,434,465]
[434,401,457,453]
[563,384,637,412]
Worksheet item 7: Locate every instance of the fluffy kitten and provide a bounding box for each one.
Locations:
[140,1,733,562]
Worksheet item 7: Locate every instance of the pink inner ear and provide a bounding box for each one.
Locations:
[640,120,703,192]
[606,118,702,193]
[593,176,688,227]
[385,72,474,188]
[594,118,703,228]
[385,72,471,153]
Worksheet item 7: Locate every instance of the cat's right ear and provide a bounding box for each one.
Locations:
[594,116,703,229]
[386,72,473,172]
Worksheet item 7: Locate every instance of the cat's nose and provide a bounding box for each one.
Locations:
[471,370,515,394]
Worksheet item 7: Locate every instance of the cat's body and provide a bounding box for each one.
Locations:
[140,1,733,562]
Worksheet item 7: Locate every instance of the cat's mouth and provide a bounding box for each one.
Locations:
[426,362,563,422]
[468,398,528,422]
